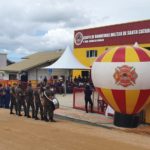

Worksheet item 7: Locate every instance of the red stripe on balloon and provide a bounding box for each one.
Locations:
[96,51,108,62]
[111,47,125,62]
[111,89,126,114]
[133,89,150,114]
[134,47,150,62]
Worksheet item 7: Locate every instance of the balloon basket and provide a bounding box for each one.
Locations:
[114,112,139,128]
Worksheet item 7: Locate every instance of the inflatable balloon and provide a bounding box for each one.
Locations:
[92,46,150,115]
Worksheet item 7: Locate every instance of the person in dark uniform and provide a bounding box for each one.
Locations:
[34,84,44,120]
[5,84,11,108]
[84,83,93,113]
[10,83,17,114]
[26,83,35,118]
[16,84,27,116]
[43,85,55,122]
[0,84,3,107]
[0,85,6,108]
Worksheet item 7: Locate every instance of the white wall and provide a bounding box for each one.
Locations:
[2,68,69,81]
[0,72,4,80]
[3,73,9,80]
[0,72,9,80]
[28,68,49,81]
[28,68,68,81]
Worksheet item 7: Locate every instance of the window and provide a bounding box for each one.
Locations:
[9,74,17,80]
[86,50,97,58]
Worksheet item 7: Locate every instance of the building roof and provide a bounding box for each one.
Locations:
[1,50,63,72]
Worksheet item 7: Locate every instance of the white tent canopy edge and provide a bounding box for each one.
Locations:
[44,46,90,70]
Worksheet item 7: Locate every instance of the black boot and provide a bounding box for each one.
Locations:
[44,116,49,122]
[18,113,22,116]
[41,116,44,120]
[10,111,14,114]
[50,117,56,122]
[35,116,39,120]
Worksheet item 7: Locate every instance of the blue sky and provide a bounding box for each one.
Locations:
[0,0,149,61]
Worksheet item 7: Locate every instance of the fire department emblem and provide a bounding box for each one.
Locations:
[113,65,138,87]
[74,32,83,46]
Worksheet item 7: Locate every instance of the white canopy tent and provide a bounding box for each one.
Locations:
[44,46,89,70]
[44,46,90,94]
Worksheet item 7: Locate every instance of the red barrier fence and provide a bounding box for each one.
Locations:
[73,87,108,114]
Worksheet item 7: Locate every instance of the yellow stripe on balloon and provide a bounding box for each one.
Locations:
[101,47,118,62]
[125,46,140,62]
[125,90,140,114]
[101,88,120,112]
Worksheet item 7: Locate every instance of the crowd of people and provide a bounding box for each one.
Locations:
[0,75,94,121]
[46,75,93,94]
[0,81,57,122]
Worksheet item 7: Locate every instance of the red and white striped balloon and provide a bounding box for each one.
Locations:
[92,46,150,114]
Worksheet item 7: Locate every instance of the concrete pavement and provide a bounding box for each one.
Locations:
[54,94,150,136]
[54,94,114,128]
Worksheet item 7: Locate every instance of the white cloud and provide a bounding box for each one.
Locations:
[42,28,73,50]
[15,47,35,55]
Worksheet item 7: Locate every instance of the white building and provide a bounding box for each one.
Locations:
[0,50,66,86]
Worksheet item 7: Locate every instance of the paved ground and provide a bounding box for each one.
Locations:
[55,93,114,128]
[55,105,113,128]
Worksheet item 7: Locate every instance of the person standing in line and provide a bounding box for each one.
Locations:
[26,83,35,118]
[43,85,55,122]
[84,83,93,113]
[0,84,3,108]
[16,84,27,116]
[5,84,11,108]
[43,76,47,86]
[34,84,44,120]
[1,85,6,108]
[10,83,17,114]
